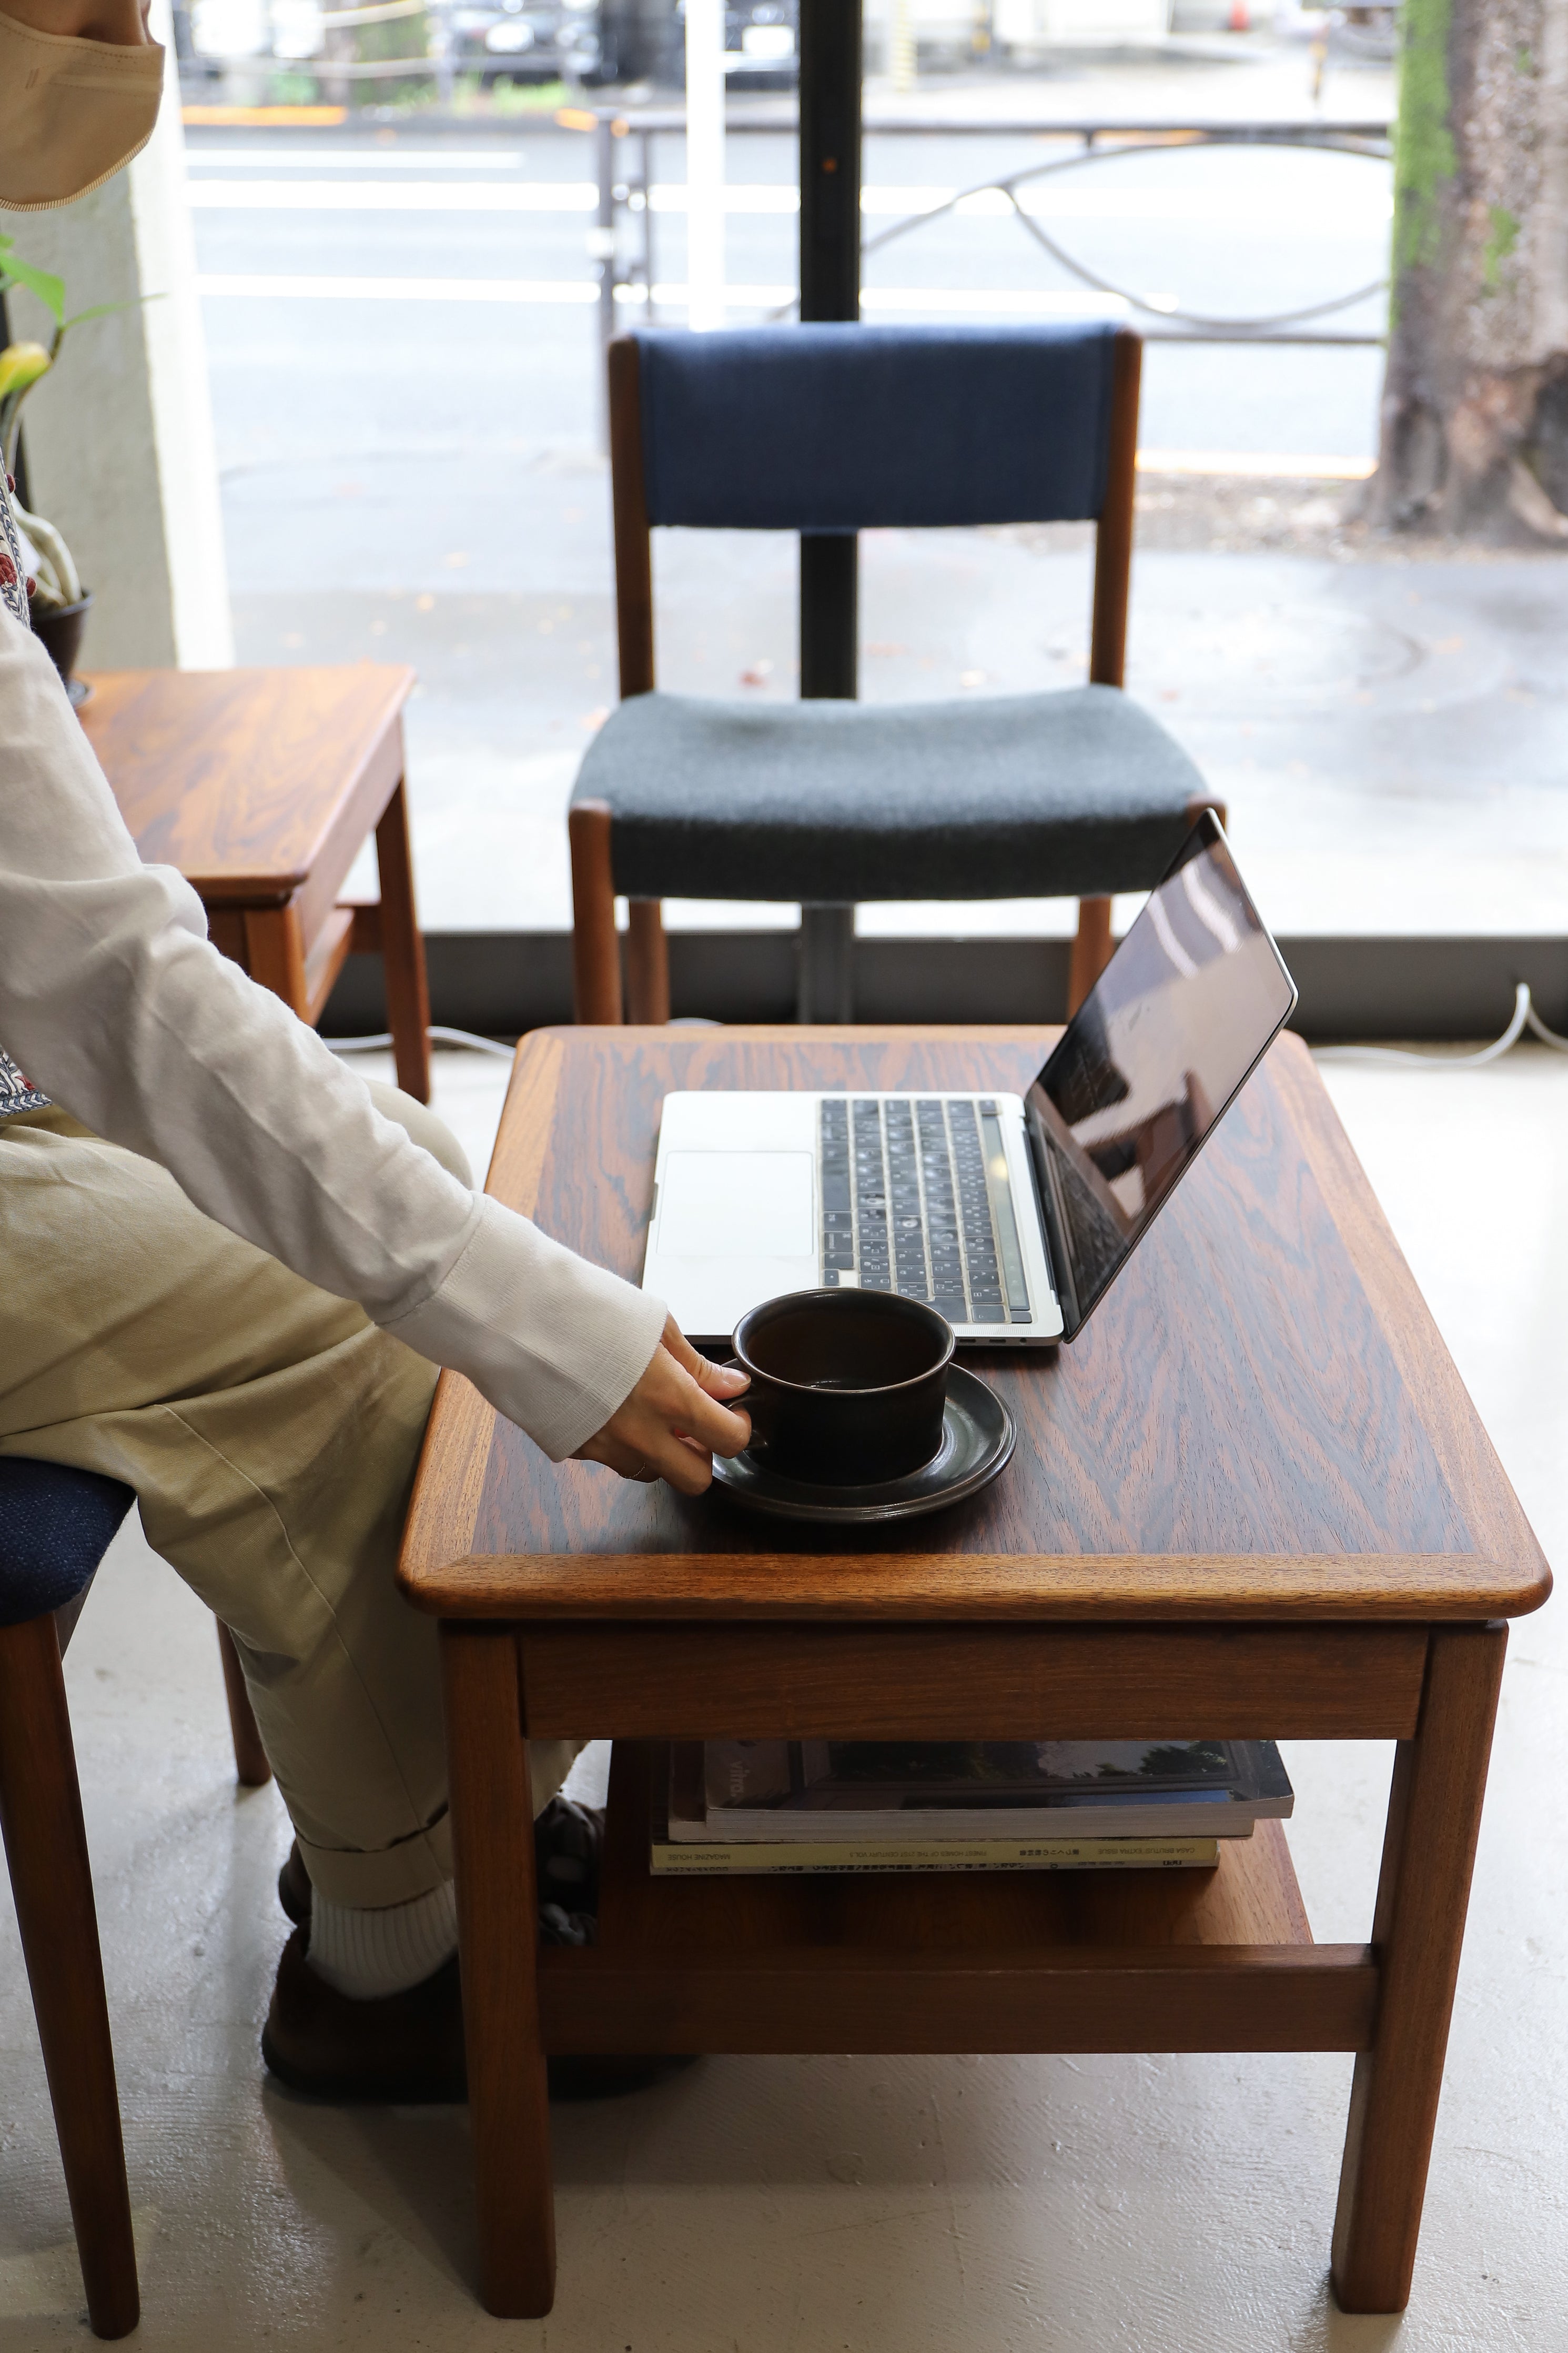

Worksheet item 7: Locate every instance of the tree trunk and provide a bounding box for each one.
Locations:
[1374,0,1568,539]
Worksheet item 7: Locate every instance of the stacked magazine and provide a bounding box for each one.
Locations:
[652,1737,1293,1876]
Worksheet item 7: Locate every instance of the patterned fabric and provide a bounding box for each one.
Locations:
[0,1045,49,1117]
[0,470,31,627]
[1,475,50,1108]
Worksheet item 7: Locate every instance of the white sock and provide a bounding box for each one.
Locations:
[307,1880,459,2000]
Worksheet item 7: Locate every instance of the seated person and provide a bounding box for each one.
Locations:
[0,0,751,2101]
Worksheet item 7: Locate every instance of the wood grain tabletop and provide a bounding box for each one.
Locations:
[399,1026,1552,1624]
[80,666,413,905]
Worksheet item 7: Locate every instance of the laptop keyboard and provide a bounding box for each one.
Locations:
[819,1097,1031,1328]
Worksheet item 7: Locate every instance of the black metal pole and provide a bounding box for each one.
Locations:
[798,0,863,326]
[797,0,860,703]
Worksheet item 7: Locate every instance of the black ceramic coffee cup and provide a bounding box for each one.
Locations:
[731,1289,955,1487]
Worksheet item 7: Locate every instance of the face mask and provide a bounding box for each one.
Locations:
[0,15,165,213]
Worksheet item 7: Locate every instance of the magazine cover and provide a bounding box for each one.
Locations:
[659,1749,1225,1874]
[690,1738,1292,1845]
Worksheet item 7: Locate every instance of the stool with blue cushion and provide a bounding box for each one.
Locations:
[0,1459,271,2337]
[569,321,1221,1026]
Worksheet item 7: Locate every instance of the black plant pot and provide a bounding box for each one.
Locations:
[30,591,93,709]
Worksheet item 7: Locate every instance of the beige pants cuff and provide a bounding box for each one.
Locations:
[292,1738,589,1909]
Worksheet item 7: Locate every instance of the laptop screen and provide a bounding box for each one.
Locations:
[1024,813,1297,1338]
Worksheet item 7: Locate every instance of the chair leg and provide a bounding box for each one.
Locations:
[798,905,855,1024]
[0,1617,139,2339]
[568,801,623,1023]
[625,900,671,1024]
[1067,896,1114,1015]
[216,1621,272,1789]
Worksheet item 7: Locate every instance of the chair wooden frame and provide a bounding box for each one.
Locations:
[0,1611,139,2336]
[0,1562,268,2335]
[570,327,1220,1026]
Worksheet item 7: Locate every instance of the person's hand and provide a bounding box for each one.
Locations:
[573,1315,750,1495]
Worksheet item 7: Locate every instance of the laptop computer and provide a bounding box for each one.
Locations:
[642,812,1298,1347]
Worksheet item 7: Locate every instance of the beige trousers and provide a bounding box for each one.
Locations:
[0,1086,582,1909]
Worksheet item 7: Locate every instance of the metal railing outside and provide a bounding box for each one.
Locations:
[565,106,1392,360]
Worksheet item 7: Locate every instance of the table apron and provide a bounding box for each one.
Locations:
[537,1944,1379,2055]
[513,1621,1429,1741]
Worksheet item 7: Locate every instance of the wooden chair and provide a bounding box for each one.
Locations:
[570,321,1222,1025]
[0,1457,271,2338]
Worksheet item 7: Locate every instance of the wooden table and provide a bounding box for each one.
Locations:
[82,666,431,1102]
[399,1024,1551,2321]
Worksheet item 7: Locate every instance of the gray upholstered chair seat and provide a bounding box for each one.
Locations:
[574,683,1206,904]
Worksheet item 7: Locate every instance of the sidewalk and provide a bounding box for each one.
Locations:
[236,477,1568,944]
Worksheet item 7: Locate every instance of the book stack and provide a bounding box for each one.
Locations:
[652,1736,1293,1876]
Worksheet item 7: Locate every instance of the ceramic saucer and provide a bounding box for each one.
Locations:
[711,1364,1015,1527]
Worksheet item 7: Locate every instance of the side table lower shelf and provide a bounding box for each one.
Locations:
[536,1742,1377,2058]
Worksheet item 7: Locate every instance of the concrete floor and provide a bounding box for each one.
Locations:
[3,1043,1565,2349]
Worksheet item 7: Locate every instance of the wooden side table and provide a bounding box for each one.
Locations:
[399,1025,1552,2322]
[82,665,431,1103]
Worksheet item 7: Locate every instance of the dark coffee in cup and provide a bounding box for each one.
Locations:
[731,1289,955,1486]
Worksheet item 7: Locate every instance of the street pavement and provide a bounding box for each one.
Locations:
[186,49,1568,942]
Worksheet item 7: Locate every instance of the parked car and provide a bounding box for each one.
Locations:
[448,0,603,84]
[724,1,798,87]
[594,0,796,88]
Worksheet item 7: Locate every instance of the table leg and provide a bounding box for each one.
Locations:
[440,1623,555,2318]
[1331,1622,1506,2312]
[243,904,310,1019]
[375,777,432,1105]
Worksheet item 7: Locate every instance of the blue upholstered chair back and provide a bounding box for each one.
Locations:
[0,1459,134,1629]
[634,321,1120,534]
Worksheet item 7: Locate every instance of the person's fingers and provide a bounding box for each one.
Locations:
[657,1320,751,1397]
[627,1420,716,1494]
[579,1402,718,1493]
[573,1325,754,1494]
[664,1370,752,1457]
[659,1314,707,1376]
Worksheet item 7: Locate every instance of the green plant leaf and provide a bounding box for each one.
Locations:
[0,253,66,324]
[60,294,163,332]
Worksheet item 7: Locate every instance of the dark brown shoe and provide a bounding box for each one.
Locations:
[278,1840,312,1928]
[261,1930,695,2105]
[262,1929,466,2103]
[534,1796,603,1914]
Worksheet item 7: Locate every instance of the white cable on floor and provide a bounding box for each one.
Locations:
[321,997,1568,1077]
[326,1027,515,1061]
[1525,993,1568,1052]
[1316,981,1568,1068]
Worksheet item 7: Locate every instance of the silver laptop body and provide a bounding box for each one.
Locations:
[642,814,1297,1350]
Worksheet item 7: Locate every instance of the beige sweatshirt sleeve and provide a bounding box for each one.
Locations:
[0,600,665,1462]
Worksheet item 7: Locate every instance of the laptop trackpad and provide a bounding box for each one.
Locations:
[657,1151,814,1256]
